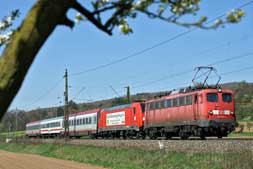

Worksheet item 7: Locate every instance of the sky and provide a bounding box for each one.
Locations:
[1,0,253,111]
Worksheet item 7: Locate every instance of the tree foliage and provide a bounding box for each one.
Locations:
[0,0,247,119]
[0,10,20,47]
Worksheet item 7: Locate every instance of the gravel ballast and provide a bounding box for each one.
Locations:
[14,138,253,153]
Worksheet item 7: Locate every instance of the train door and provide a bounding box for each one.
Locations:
[73,116,76,136]
[194,94,202,120]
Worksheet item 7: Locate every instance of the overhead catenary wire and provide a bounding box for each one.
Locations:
[69,1,253,77]
[109,85,121,97]
[68,64,253,104]
[221,66,253,76]
[131,52,253,90]
[96,34,251,89]
[73,54,253,103]
[207,52,253,66]
[22,77,64,110]
[24,51,253,109]
[137,65,253,97]
[69,87,86,101]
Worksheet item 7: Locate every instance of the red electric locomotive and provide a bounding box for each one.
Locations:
[144,67,237,139]
[144,88,236,139]
[97,102,145,138]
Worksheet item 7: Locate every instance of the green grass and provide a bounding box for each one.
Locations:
[0,143,252,169]
[228,132,253,137]
[0,131,25,138]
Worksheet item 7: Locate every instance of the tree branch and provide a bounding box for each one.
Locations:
[59,16,75,29]
[92,5,115,15]
[104,3,132,29]
[139,9,218,29]
[0,0,73,118]
[72,1,112,35]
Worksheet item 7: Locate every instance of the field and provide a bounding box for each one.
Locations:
[0,143,252,169]
[0,131,25,138]
[228,132,253,137]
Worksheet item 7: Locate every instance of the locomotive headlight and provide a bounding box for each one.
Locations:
[209,110,213,115]
[212,110,219,115]
[230,111,234,115]
[224,110,230,115]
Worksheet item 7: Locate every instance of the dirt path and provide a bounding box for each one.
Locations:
[0,150,106,169]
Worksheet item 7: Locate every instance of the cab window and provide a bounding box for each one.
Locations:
[222,93,232,102]
[207,93,218,102]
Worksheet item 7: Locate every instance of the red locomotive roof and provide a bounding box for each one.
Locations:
[69,109,100,117]
[26,120,41,125]
[146,88,233,103]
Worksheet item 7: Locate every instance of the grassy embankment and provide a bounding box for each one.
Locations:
[0,143,252,169]
[228,132,253,137]
[0,131,25,138]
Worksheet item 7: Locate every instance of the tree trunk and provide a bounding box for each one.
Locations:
[0,0,74,118]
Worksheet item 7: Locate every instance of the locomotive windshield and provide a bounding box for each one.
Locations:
[207,93,218,102]
[222,93,232,102]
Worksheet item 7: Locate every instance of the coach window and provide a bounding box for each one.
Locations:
[207,93,218,102]
[179,97,185,106]
[94,117,97,124]
[186,95,192,105]
[86,118,88,124]
[89,117,92,124]
[151,102,155,110]
[155,101,161,109]
[161,100,165,109]
[166,99,172,108]
[173,98,178,107]
[149,102,154,110]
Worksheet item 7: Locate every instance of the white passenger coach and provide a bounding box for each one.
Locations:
[26,109,100,138]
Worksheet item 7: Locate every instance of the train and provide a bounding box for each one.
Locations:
[26,86,237,140]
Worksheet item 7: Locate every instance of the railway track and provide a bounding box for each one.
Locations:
[11,137,253,153]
